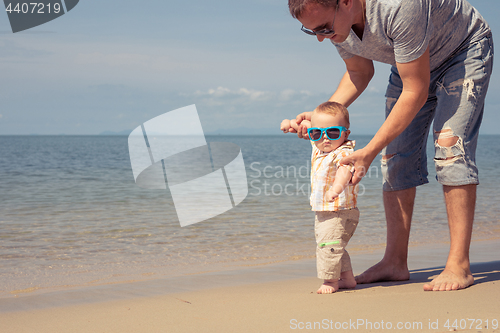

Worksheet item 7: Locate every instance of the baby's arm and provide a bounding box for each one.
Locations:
[326,165,353,202]
[280,118,311,137]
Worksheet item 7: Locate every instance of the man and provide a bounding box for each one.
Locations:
[282,0,493,291]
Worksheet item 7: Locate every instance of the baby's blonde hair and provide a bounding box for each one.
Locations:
[314,101,350,128]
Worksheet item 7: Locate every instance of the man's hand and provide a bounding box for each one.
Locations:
[339,147,377,185]
[294,112,312,139]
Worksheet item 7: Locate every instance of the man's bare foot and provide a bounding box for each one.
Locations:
[423,267,474,291]
[317,279,339,294]
[339,270,357,289]
[355,260,410,284]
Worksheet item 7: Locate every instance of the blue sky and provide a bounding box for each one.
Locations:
[0,0,499,135]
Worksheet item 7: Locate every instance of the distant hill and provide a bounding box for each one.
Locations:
[98,127,281,136]
[99,129,132,136]
[206,127,280,135]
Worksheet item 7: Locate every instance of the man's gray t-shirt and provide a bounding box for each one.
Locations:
[334,0,491,71]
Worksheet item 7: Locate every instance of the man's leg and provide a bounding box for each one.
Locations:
[363,64,435,285]
[424,34,492,290]
[355,187,415,283]
[423,184,475,291]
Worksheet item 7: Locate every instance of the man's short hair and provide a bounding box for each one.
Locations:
[288,0,338,19]
[314,101,350,127]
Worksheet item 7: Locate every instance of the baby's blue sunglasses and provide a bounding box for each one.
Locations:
[308,126,347,141]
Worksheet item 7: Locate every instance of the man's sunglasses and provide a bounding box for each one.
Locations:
[301,0,338,37]
[308,126,347,141]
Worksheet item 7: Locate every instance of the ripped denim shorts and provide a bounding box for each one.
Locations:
[382,34,494,191]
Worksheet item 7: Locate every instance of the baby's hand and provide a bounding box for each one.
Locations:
[281,118,311,139]
[280,119,292,133]
[326,189,339,202]
[280,119,300,133]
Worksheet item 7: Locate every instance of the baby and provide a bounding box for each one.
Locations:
[281,101,359,294]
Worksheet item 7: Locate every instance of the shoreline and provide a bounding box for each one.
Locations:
[1,239,499,313]
[2,233,498,301]
[0,240,498,333]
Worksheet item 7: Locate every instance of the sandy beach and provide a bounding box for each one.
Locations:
[1,240,499,333]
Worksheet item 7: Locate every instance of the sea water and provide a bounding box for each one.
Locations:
[1,135,499,296]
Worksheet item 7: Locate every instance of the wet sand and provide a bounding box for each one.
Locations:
[0,240,499,333]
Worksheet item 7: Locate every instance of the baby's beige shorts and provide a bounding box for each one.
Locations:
[315,208,359,280]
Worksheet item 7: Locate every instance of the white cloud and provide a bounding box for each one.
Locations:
[190,87,316,106]
[204,87,231,97]
[172,87,327,132]
[194,87,273,101]
[188,87,275,107]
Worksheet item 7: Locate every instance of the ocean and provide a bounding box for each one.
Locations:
[1,134,499,297]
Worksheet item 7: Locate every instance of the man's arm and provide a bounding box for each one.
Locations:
[341,47,431,183]
[329,55,375,107]
[283,55,374,139]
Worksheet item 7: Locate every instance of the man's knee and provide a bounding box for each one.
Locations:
[434,128,463,165]
[436,128,459,147]
[433,128,479,185]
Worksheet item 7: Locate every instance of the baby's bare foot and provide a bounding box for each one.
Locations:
[423,268,474,291]
[317,279,339,294]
